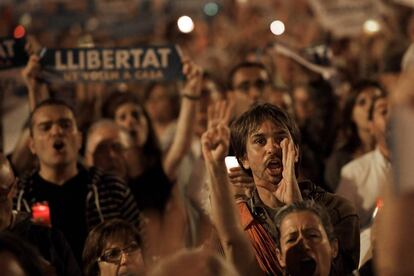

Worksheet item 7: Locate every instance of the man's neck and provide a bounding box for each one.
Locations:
[256,186,284,209]
[39,163,78,185]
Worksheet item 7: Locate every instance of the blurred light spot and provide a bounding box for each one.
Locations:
[364,19,380,34]
[204,2,219,16]
[14,25,26,39]
[270,20,285,36]
[19,13,32,28]
[177,16,194,33]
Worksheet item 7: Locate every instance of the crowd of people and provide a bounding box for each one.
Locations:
[1,1,414,276]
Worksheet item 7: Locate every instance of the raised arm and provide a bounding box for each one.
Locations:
[163,60,203,181]
[201,102,263,276]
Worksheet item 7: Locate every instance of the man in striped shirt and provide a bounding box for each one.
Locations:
[15,98,140,266]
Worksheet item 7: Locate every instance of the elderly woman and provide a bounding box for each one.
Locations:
[83,219,144,276]
[274,200,340,276]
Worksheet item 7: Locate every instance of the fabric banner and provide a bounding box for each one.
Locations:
[0,37,28,71]
[40,45,183,83]
[308,0,384,38]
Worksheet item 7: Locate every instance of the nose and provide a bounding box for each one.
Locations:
[126,115,138,130]
[50,123,63,135]
[265,139,280,154]
[119,252,129,266]
[296,235,311,250]
[248,87,262,103]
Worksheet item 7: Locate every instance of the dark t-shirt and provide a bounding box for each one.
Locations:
[129,162,173,212]
[29,169,89,265]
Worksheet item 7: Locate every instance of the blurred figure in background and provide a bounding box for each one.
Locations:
[293,79,339,190]
[325,80,384,192]
[144,82,180,151]
[337,92,391,229]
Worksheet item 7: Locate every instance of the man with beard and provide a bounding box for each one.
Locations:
[230,103,359,275]
[15,99,140,266]
[0,154,81,275]
[337,92,391,229]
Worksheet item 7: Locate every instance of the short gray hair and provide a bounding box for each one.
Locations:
[273,200,336,249]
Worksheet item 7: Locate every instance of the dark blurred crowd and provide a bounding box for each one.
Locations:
[1,1,414,276]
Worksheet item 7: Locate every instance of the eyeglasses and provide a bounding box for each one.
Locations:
[98,242,140,264]
[234,79,269,93]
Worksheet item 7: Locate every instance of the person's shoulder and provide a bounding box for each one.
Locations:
[341,150,376,176]
[88,166,126,186]
[299,180,357,219]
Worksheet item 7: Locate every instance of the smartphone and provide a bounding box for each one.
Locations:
[225,156,240,172]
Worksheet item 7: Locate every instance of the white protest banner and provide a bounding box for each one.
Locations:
[40,45,183,83]
[308,0,382,37]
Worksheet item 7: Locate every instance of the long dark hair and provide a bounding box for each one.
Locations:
[337,80,385,153]
[101,91,162,168]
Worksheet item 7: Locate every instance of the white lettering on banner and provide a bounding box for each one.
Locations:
[115,50,130,69]
[62,70,164,82]
[102,50,114,69]
[88,50,101,70]
[54,48,172,71]
[0,40,15,59]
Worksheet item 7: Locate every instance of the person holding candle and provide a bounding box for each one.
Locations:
[0,153,81,275]
[14,99,140,266]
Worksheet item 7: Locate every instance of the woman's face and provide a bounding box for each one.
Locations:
[293,87,313,125]
[114,103,149,147]
[98,240,145,276]
[352,87,379,131]
[276,211,337,276]
[145,85,175,124]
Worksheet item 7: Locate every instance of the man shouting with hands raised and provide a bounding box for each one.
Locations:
[229,103,360,275]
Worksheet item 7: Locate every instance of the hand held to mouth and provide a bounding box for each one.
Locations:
[273,138,302,205]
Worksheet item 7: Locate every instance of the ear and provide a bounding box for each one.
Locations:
[276,247,286,268]
[330,238,339,259]
[28,137,36,155]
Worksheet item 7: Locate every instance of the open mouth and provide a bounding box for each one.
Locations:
[53,140,65,151]
[298,257,317,275]
[266,159,282,174]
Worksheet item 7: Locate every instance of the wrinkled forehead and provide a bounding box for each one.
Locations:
[32,105,76,124]
[281,211,324,233]
[248,119,292,138]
